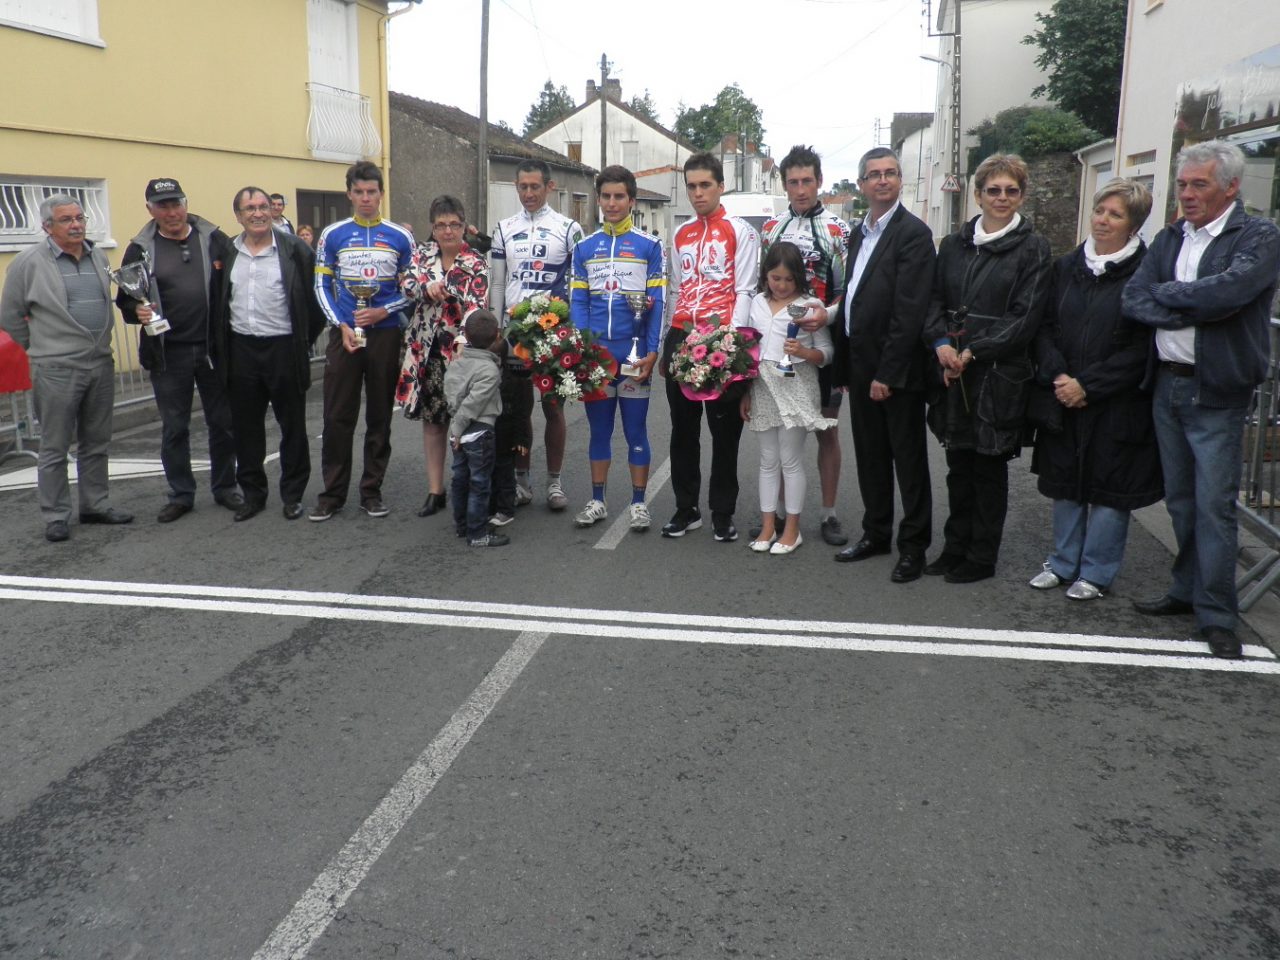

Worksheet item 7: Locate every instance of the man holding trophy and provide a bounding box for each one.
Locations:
[0,194,133,542]
[117,177,241,524]
[310,161,414,522]
[567,165,665,531]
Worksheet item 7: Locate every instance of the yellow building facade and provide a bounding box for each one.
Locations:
[0,0,412,300]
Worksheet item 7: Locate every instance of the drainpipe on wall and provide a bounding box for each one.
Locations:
[377,0,420,216]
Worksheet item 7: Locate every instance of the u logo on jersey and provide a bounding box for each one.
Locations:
[603,277,620,293]
[360,265,378,281]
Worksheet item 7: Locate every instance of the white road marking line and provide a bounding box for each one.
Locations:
[1,573,1272,659]
[0,454,279,491]
[592,457,672,550]
[251,629,548,960]
[0,584,1274,673]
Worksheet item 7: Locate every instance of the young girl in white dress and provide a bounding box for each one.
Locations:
[738,241,836,555]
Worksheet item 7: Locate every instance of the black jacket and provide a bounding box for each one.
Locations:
[212,230,327,393]
[1122,200,1280,408]
[831,205,936,392]
[117,214,231,372]
[1031,242,1162,510]
[923,215,1053,456]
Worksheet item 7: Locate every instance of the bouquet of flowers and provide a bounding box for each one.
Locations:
[506,293,617,404]
[669,316,761,402]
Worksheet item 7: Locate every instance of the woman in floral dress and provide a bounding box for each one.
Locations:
[397,195,489,517]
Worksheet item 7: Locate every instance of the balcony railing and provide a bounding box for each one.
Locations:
[306,82,382,162]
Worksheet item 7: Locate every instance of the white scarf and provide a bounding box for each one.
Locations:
[1082,234,1140,276]
[973,212,1022,246]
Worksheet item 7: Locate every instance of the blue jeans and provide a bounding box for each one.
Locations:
[1047,499,1131,589]
[451,428,496,541]
[1152,369,1246,630]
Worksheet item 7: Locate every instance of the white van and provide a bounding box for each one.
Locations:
[718,192,788,233]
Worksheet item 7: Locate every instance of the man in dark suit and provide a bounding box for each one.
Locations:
[831,148,937,582]
[213,186,326,521]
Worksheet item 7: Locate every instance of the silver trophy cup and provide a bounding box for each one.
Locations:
[107,259,170,336]
[779,303,808,377]
[344,279,380,349]
[621,292,648,377]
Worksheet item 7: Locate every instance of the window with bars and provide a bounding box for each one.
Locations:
[0,178,112,250]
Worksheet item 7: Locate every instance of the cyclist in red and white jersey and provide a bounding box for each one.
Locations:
[661,152,760,542]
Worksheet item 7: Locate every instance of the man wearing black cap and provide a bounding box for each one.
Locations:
[117,178,243,522]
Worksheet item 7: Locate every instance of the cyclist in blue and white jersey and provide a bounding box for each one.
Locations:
[309,161,414,522]
[490,159,585,511]
[568,165,665,532]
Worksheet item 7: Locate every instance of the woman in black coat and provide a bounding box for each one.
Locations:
[1029,178,1161,600]
[922,154,1053,583]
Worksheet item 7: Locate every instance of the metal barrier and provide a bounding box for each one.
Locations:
[1238,318,1280,611]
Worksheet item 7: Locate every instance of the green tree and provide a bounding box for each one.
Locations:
[523,81,577,137]
[1023,0,1126,137]
[967,106,1099,170]
[628,89,660,124]
[674,84,765,150]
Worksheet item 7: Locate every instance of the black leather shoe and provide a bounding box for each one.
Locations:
[417,492,447,517]
[156,503,191,524]
[1203,625,1242,660]
[834,537,890,563]
[215,491,246,511]
[234,501,265,522]
[923,552,964,576]
[1132,595,1195,616]
[45,520,69,543]
[891,554,924,583]
[945,560,995,584]
[80,507,134,525]
[283,502,305,521]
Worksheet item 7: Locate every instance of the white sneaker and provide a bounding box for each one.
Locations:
[628,502,651,531]
[489,512,515,527]
[547,478,568,511]
[574,499,608,527]
[514,482,533,507]
[1066,579,1104,600]
[1029,562,1063,590]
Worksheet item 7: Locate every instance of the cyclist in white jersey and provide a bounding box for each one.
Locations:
[490,159,585,511]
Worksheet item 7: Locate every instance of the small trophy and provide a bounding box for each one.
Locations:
[344,277,380,350]
[621,292,648,377]
[107,258,170,336]
[779,303,808,378]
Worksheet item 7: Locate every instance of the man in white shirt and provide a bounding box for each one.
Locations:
[214,187,326,521]
[1123,140,1280,659]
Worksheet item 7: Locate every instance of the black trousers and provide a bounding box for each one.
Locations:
[228,332,310,506]
[318,326,399,508]
[663,330,744,516]
[848,381,932,555]
[941,447,1011,567]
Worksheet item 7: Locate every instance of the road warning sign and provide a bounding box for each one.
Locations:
[941,174,964,193]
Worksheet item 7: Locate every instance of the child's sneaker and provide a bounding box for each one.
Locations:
[489,512,515,527]
[547,478,568,511]
[469,531,510,547]
[574,499,608,527]
[628,502,651,531]
[514,482,533,507]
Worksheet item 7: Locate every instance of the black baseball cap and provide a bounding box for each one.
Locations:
[145,178,185,203]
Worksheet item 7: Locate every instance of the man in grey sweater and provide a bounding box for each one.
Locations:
[0,194,134,542]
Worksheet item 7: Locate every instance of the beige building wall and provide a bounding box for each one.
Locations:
[0,0,396,291]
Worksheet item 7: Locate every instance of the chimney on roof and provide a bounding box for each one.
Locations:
[605,78,621,101]
[585,79,596,102]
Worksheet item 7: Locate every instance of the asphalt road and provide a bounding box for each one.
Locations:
[2,383,1279,960]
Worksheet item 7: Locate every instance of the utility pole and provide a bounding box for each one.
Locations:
[950,0,962,233]
[477,0,489,231]
[599,53,609,169]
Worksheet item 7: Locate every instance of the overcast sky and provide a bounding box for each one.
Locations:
[387,0,946,186]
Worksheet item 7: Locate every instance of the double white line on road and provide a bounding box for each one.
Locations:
[0,573,1274,674]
